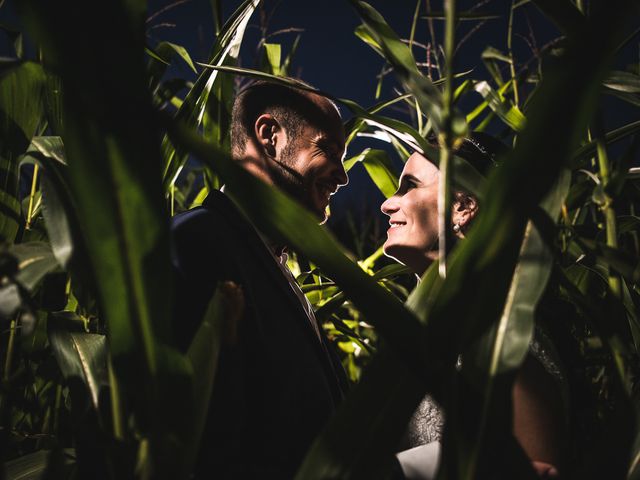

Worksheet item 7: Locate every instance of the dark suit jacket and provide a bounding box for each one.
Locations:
[170,190,348,479]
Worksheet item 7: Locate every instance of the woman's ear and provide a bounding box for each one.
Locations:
[452,193,478,237]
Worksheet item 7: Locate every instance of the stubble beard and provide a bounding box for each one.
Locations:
[269,143,325,221]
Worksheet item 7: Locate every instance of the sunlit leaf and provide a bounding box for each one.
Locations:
[263,43,282,75]
[348,148,399,198]
[473,80,526,131]
[350,0,467,137]
[161,0,260,190]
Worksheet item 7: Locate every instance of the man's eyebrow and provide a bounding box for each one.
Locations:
[315,135,344,153]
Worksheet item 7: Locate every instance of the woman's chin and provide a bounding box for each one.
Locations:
[382,243,407,265]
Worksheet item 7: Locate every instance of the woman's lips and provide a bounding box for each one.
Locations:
[387,221,406,234]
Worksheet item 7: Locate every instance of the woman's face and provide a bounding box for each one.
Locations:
[381,152,440,275]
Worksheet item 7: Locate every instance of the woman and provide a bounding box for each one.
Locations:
[381,133,565,479]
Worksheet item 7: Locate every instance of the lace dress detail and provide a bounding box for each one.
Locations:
[405,395,445,447]
[403,326,566,448]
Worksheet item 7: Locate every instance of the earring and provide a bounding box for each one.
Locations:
[453,223,461,233]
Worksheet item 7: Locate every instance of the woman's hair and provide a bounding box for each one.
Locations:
[427,131,509,177]
[428,131,509,231]
[455,132,509,176]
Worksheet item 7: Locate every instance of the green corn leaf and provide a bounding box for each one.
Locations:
[182,285,229,476]
[161,0,260,191]
[21,4,189,476]
[466,80,512,124]
[442,169,571,478]
[607,90,640,108]
[531,0,585,36]
[44,72,64,135]
[604,70,640,93]
[473,80,526,131]
[0,61,46,243]
[575,237,640,284]
[4,449,76,480]
[349,148,399,198]
[420,12,501,21]
[354,24,383,57]
[350,0,468,136]
[572,119,640,167]
[497,170,571,372]
[48,319,108,411]
[145,45,170,64]
[481,47,509,86]
[371,263,413,280]
[11,241,60,292]
[282,34,302,76]
[296,350,426,479]
[618,215,640,235]
[20,136,98,308]
[148,42,197,99]
[161,42,198,73]
[21,137,70,264]
[345,74,472,147]
[263,43,282,76]
[621,278,640,351]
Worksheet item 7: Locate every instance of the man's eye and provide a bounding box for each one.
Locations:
[406,180,417,190]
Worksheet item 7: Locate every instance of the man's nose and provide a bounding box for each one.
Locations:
[335,163,348,187]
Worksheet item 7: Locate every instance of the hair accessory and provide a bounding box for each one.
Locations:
[464,136,494,162]
[453,223,461,233]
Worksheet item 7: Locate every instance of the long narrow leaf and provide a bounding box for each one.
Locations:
[0,61,46,242]
[161,0,260,190]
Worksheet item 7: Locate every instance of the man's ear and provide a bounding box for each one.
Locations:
[255,114,283,158]
[452,193,478,235]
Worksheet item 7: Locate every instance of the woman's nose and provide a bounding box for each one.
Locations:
[381,196,398,215]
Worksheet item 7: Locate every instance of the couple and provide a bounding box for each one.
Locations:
[170,81,563,479]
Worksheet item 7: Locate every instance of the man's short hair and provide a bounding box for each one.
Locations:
[230,80,341,156]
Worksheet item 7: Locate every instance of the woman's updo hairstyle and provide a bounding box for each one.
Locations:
[455,131,509,176]
[426,131,509,234]
[426,131,509,177]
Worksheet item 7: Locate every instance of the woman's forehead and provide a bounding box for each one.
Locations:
[402,152,439,181]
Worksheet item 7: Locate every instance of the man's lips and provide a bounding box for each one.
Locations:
[315,181,338,204]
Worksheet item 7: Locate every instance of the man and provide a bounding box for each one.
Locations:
[170,81,349,478]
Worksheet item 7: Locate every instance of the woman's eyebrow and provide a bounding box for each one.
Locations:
[401,174,421,184]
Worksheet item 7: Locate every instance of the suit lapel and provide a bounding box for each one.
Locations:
[203,191,345,398]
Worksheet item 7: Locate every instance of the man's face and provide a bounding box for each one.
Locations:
[273,121,348,223]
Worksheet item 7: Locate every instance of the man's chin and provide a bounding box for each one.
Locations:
[313,206,329,224]
[307,196,330,223]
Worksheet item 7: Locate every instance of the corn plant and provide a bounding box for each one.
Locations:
[0,0,639,479]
